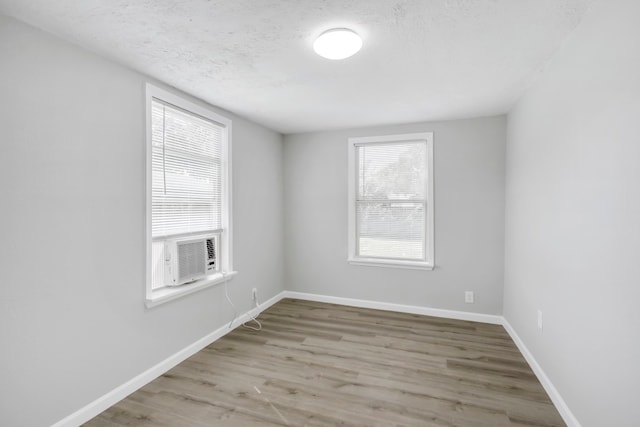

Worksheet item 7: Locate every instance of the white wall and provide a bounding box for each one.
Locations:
[284,117,506,314]
[0,15,284,426]
[503,0,640,425]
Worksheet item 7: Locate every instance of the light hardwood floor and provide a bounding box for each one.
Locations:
[85,299,565,426]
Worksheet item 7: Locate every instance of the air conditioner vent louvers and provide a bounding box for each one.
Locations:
[206,238,215,260]
[177,241,206,283]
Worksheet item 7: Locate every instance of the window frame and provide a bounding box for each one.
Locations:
[145,84,234,308]
[347,132,434,270]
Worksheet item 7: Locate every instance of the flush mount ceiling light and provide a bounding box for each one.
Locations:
[313,28,362,60]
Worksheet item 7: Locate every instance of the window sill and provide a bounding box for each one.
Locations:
[348,258,434,271]
[145,271,238,308]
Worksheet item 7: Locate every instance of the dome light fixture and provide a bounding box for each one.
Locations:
[313,28,362,60]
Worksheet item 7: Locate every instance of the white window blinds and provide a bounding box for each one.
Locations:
[151,99,223,239]
[355,141,427,260]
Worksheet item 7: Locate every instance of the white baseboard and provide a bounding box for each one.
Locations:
[52,291,284,427]
[502,319,581,427]
[54,290,577,427]
[282,291,503,324]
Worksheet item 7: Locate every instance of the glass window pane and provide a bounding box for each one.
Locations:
[357,142,426,201]
[357,202,425,260]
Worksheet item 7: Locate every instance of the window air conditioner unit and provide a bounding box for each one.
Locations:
[164,235,218,286]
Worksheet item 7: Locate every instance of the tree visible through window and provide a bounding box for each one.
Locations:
[348,133,434,269]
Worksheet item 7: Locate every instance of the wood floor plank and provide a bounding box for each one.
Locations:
[85,299,565,426]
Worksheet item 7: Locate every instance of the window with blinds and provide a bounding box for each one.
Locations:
[146,84,231,294]
[348,133,434,269]
[151,99,223,238]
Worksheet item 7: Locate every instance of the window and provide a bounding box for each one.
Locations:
[347,132,434,270]
[145,84,233,307]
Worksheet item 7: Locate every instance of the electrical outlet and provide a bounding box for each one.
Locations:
[464,291,474,304]
[537,310,543,331]
[252,288,257,301]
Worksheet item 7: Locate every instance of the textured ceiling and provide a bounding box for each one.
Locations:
[0,0,594,133]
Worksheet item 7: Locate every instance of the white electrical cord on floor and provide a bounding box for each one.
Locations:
[222,272,262,331]
[243,292,262,332]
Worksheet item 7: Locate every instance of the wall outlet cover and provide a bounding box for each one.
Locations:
[465,291,474,303]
